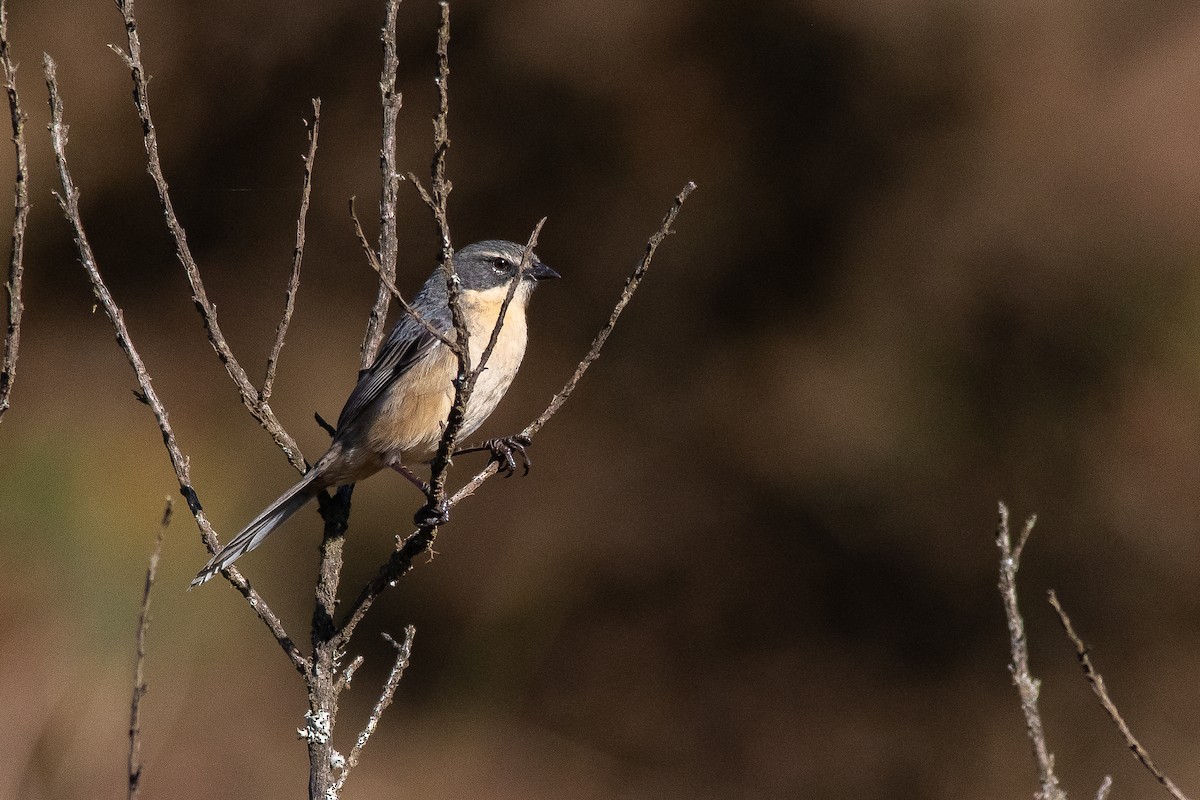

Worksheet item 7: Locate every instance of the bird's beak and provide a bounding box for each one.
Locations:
[530,260,560,281]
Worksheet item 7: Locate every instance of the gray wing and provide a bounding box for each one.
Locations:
[335,304,449,432]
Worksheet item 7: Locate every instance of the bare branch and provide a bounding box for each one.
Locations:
[129,499,170,800]
[420,0,469,537]
[331,626,415,795]
[0,0,28,423]
[112,0,307,473]
[350,198,455,349]
[428,1,452,258]
[262,98,321,404]
[361,0,403,368]
[1096,776,1113,800]
[996,502,1066,800]
[44,54,307,676]
[1049,590,1193,800]
[335,183,696,646]
[307,5,405,796]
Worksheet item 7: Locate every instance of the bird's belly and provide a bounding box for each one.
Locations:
[366,345,457,459]
[364,309,527,462]
[460,303,528,439]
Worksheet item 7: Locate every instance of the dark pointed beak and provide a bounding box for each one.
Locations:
[531,260,560,281]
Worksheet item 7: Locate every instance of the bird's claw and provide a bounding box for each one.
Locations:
[485,434,532,477]
[414,498,450,528]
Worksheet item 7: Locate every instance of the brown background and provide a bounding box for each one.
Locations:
[4,1,1200,798]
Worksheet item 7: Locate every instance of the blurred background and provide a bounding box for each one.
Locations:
[4,0,1200,797]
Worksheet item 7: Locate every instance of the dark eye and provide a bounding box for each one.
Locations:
[490,257,511,274]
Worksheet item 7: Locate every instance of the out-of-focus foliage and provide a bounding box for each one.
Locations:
[5,1,1200,798]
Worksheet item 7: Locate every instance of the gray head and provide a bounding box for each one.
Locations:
[451,240,559,292]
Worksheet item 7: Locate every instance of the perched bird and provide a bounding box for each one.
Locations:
[191,240,558,587]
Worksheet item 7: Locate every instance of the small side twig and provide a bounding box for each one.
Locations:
[1048,590,1193,800]
[0,0,28,424]
[349,198,454,349]
[262,98,321,404]
[334,182,696,646]
[331,626,415,795]
[111,0,306,473]
[45,54,306,676]
[996,502,1066,800]
[129,499,171,800]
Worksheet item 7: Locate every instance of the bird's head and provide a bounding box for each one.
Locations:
[452,240,559,294]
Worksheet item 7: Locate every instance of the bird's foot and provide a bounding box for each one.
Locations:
[456,434,532,477]
[414,498,450,528]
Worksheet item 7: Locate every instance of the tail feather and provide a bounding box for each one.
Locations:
[190,470,323,588]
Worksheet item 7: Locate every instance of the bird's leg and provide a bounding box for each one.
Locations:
[387,458,433,495]
[387,457,450,527]
[454,434,533,477]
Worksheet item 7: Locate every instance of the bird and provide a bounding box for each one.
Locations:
[191,240,559,587]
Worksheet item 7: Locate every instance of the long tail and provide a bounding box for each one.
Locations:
[190,468,324,588]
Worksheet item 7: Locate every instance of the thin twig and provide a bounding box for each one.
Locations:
[996,502,1066,800]
[335,183,696,646]
[111,0,306,473]
[262,98,320,404]
[473,219,545,382]
[129,499,171,800]
[45,54,307,676]
[361,0,403,368]
[0,0,28,423]
[522,182,695,439]
[331,626,415,795]
[350,198,455,349]
[334,655,364,696]
[1096,776,1114,800]
[1049,590,1193,800]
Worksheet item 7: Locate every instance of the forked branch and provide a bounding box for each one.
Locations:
[996,502,1066,800]
[112,0,307,472]
[44,54,306,676]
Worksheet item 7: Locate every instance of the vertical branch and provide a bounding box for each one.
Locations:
[129,500,171,800]
[307,4,403,796]
[423,0,468,521]
[112,0,306,472]
[996,502,1066,800]
[45,54,306,675]
[429,1,452,260]
[0,0,28,423]
[263,99,321,404]
[362,0,403,368]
